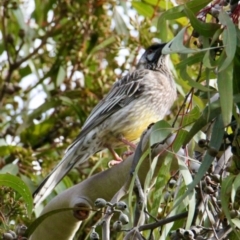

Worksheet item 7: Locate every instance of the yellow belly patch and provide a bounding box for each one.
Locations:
[119,110,158,143]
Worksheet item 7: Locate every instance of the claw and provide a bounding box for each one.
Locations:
[108,158,123,167]
[122,150,134,159]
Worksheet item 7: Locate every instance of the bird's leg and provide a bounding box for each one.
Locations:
[118,136,136,158]
[105,144,123,167]
[106,137,136,167]
[118,136,137,150]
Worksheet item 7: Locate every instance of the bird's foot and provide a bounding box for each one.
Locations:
[105,144,123,167]
[122,150,134,159]
[108,158,123,167]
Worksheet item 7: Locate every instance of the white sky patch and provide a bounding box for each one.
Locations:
[19,72,47,110]
[72,71,84,86]
[115,48,130,66]
[0,51,8,69]
[47,10,54,23]
[114,68,122,75]
[150,26,157,32]
[33,38,42,49]
[29,84,47,109]
[19,72,38,88]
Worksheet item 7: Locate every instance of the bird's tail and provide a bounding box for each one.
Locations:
[33,143,92,206]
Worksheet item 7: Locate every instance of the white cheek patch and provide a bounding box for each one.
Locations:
[147,52,155,61]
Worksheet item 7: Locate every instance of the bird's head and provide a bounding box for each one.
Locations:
[137,43,168,70]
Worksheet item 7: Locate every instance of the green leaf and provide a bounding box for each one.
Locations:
[20,118,56,147]
[177,158,195,229]
[208,114,225,148]
[176,52,205,68]
[0,164,19,175]
[150,120,172,146]
[217,62,233,126]
[157,17,168,41]
[232,219,240,229]
[17,99,61,134]
[86,36,116,63]
[0,174,33,216]
[186,77,213,92]
[92,37,116,53]
[157,0,212,37]
[184,5,219,37]
[233,48,240,99]
[221,175,240,238]
[231,173,240,203]
[182,101,222,146]
[221,175,235,219]
[173,129,188,152]
[202,49,218,69]
[187,114,224,191]
[218,10,237,72]
[151,154,172,219]
[0,145,23,157]
[132,1,154,18]
[19,65,32,77]
[55,66,66,88]
[163,28,221,54]
[174,115,224,210]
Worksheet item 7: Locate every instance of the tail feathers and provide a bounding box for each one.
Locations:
[33,148,91,206]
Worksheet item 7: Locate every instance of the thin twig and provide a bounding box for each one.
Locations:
[138,211,188,231]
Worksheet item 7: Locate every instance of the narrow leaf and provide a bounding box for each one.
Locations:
[217,62,233,126]
[221,175,240,238]
[183,101,222,146]
[158,0,211,22]
[231,173,240,203]
[163,28,221,54]
[175,115,224,208]
[150,120,172,146]
[184,5,219,37]
[132,1,154,18]
[218,10,237,72]
[177,158,195,229]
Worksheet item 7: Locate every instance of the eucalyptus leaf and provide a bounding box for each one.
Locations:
[158,0,212,22]
[132,1,154,18]
[0,164,19,175]
[150,120,172,146]
[182,101,222,147]
[163,28,222,54]
[217,62,233,126]
[218,10,237,72]
[174,115,224,210]
[221,175,240,238]
[184,5,219,37]
[231,173,240,203]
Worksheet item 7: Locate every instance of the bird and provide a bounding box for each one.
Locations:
[33,43,177,206]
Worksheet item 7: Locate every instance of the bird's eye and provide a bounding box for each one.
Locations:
[146,49,155,61]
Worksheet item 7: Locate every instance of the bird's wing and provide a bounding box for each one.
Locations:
[67,69,146,151]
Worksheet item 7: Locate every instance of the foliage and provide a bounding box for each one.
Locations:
[1,0,240,239]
